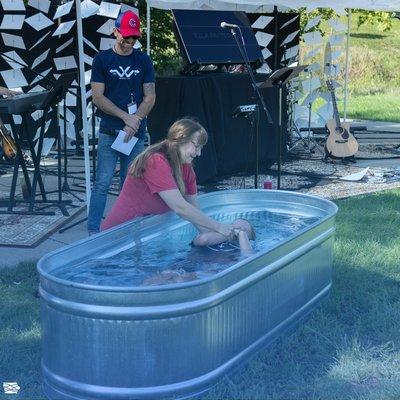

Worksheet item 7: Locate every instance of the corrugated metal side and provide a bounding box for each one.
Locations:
[41,236,333,400]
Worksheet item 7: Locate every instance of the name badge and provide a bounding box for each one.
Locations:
[128,101,137,115]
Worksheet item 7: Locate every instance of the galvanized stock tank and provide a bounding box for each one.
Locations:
[38,189,338,400]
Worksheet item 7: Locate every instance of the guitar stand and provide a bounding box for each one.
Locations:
[305,103,326,157]
[288,121,323,156]
[324,146,357,164]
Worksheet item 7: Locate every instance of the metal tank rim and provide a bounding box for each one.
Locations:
[37,189,338,294]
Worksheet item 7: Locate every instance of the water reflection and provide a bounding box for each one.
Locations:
[54,211,318,287]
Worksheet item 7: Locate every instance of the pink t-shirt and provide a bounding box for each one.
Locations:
[101,153,197,231]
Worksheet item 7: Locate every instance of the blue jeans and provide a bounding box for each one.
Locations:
[87,132,145,233]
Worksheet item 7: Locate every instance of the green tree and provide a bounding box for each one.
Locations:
[300,8,394,34]
[299,8,336,35]
[136,1,181,75]
[356,10,393,31]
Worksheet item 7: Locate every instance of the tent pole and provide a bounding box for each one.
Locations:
[75,0,92,212]
[147,2,151,56]
[343,8,351,121]
[273,6,279,71]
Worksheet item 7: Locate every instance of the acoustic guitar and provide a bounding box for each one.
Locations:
[0,117,17,159]
[325,80,358,158]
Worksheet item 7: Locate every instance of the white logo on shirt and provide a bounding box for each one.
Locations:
[109,67,140,78]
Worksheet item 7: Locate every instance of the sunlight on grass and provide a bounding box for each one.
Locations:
[205,189,400,400]
[338,94,400,123]
[301,14,400,123]
[328,341,400,399]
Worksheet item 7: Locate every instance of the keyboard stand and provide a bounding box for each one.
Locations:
[0,74,75,216]
[0,112,59,216]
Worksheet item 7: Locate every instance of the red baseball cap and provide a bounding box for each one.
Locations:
[115,10,141,38]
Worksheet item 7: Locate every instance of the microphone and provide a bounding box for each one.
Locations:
[220,22,239,29]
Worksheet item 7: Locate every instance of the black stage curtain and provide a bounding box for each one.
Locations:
[148,73,287,184]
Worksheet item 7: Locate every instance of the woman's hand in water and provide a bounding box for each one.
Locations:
[218,223,236,241]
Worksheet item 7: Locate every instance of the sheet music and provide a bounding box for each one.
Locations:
[97,19,115,36]
[28,0,51,14]
[0,14,25,30]
[53,20,75,36]
[53,1,73,19]
[1,69,28,88]
[25,12,54,31]
[1,51,27,69]
[98,1,120,18]
[111,130,138,155]
[251,16,273,30]
[1,32,26,50]
[1,0,25,11]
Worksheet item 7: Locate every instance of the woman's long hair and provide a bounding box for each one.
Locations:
[128,117,208,194]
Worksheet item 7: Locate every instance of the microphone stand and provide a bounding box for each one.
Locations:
[227,26,273,188]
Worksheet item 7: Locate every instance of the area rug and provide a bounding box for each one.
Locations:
[0,192,86,248]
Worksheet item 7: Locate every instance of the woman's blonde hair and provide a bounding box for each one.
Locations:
[128,117,208,194]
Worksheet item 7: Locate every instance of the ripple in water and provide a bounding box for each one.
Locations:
[54,211,318,287]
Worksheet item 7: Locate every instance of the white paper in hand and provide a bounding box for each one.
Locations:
[111,130,138,155]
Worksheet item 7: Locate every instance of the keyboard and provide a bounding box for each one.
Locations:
[0,91,49,114]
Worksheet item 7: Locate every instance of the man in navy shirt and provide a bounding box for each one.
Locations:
[88,10,156,235]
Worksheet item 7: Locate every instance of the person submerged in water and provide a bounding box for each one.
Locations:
[142,219,256,286]
[192,218,256,255]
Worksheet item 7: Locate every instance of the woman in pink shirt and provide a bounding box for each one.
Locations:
[101,118,236,240]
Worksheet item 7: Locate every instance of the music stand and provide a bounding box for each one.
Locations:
[257,65,307,189]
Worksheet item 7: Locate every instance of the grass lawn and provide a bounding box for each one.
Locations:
[303,14,400,123]
[338,92,400,123]
[343,16,400,122]
[1,189,400,399]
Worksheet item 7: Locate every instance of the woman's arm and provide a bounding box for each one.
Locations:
[185,194,212,233]
[237,230,254,256]
[192,232,227,246]
[0,87,19,97]
[185,194,199,208]
[187,195,226,245]
[159,189,234,239]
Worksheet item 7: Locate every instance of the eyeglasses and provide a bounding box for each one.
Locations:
[191,141,203,151]
[116,29,138,44]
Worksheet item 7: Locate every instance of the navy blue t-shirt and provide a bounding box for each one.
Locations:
[91,48,155,139]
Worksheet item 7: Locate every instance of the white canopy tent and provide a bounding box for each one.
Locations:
[147,0,400,12]
[76,0,91,211]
